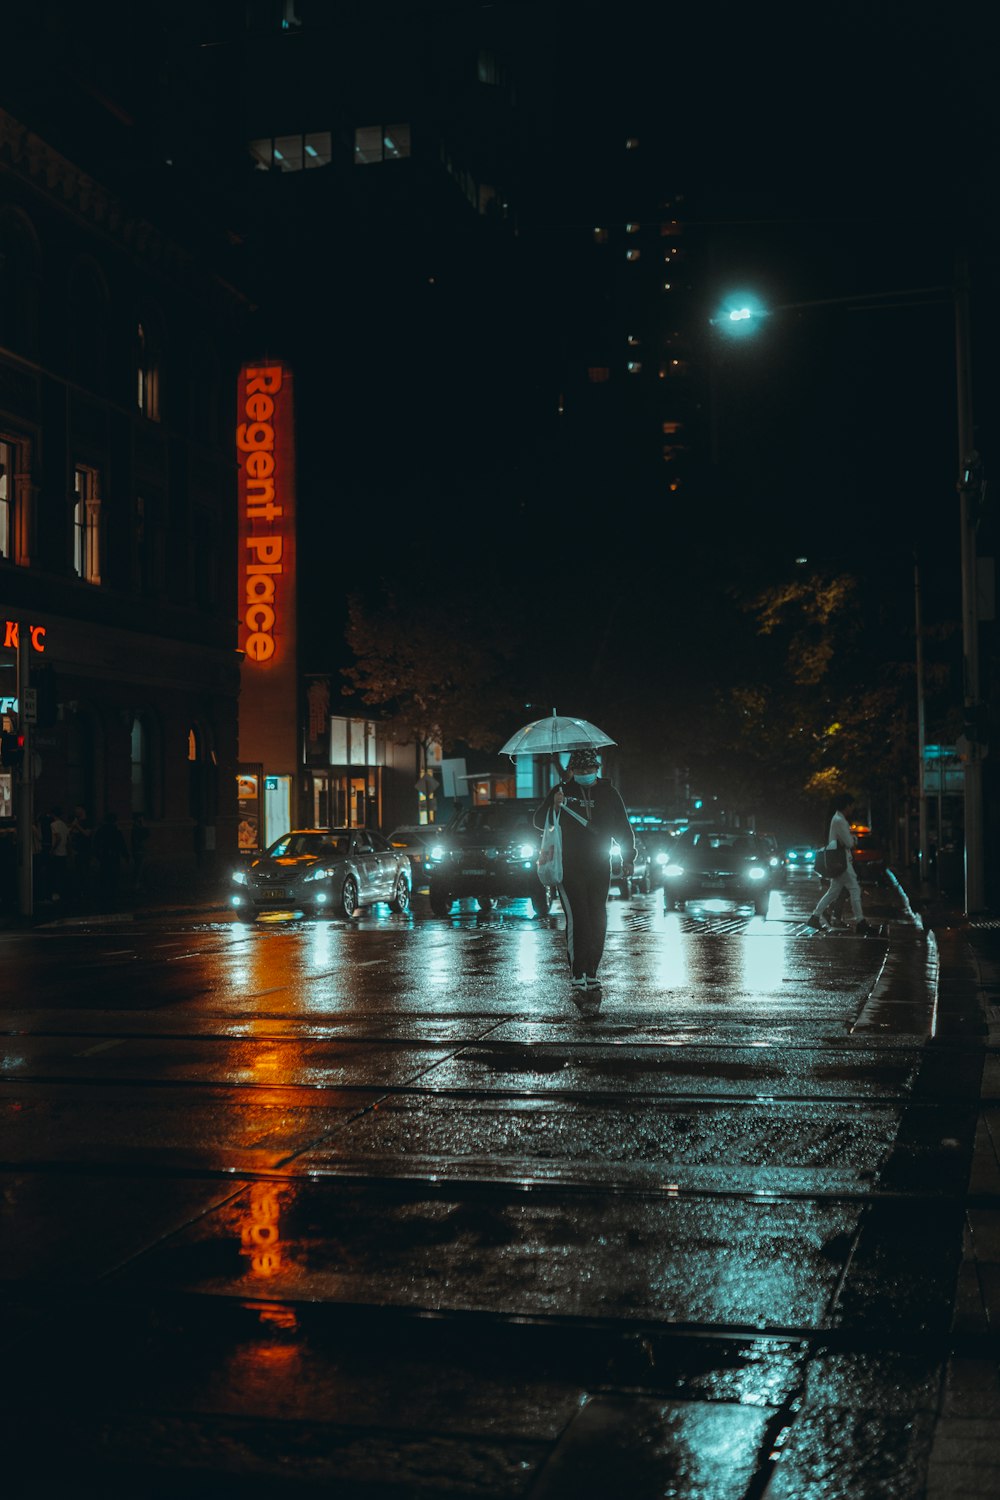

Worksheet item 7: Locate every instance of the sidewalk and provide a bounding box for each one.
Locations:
[897,874,1000,1497]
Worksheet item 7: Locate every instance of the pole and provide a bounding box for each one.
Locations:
[914,556,929,880]
[955,253,984,914]
[16,626,33,918]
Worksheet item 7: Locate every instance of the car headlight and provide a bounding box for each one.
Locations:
[655,851,668,864]
[748,865,766,880]
[303,865,335,883]
[430,845,447,861]
[769,856,780,867]
[232,868,248,886]
[664,863,685,878]
[786,851,798,861]
[517,843,535,860]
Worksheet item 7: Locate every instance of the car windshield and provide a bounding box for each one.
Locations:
[268,832,349,859]
[452,806,534,836]
[678,831,760,860]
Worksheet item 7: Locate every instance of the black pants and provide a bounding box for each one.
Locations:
[558,860,611,979]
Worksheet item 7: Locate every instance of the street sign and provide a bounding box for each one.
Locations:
[22,687,37,724]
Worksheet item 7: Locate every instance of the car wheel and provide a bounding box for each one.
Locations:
[339,875,360,920]
[476,894,498,911]
[388,875,410,914]
[530,885,553,916]
[429,888,452,916]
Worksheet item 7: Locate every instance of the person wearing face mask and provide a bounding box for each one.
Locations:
[534,746,637,993]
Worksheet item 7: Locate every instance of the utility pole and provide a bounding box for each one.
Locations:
[914,555,929,879]
[955,253,985,914]
[16,626,33,918]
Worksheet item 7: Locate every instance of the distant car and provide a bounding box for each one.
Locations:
[850,825,888,884]
[231,828,412,919]
[662,828,774,916]
[385,825,439,886]
[758,833,787,886]
[785,844,817,871]
[427,800,553,916]
[611,834,652,898]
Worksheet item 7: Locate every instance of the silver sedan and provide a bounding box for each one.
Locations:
[231,828,412,920]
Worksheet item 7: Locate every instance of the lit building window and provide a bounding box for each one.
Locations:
[587,367,610,383]
[250,131,331,171]
[593,227,608,244]
[660,221,682,236]
[626,335,640,347]
[625,136,639,150]
[626,249,640,262]
[627,361,642,374]
[73,464,101,584]
[625,222,640,234]
[136,321,161,421]
[662,421,683,435]
[0,437,13,561]
[663,282,672,291]
[355,123,411,164]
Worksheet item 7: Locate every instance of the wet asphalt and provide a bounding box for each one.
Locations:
[0,872,997,1497]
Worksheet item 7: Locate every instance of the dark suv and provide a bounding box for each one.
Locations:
[427,800,553,915]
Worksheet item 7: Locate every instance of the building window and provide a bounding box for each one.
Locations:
[662,421,684,435]
[135,494,165,597]
[0,208,40,359]
[625,136,639,150]
[626,249,640,262]
[626,335,640,347]
[68,260,109,392]
[250,130,331,171]
[354,123,411,164]
[0,437,15,562]
[625,222,640,234]
[626,361,642,375]
[131,716,149,814]
[587,367,610,384]
[136,320,161,421]
[73,465,102,584]
[593,227,607,244]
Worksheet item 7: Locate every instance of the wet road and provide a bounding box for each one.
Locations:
[0,875,978,1496]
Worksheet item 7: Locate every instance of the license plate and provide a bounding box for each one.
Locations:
[463,868,486,877]
[701,877,724,888]
[257,888,289,900]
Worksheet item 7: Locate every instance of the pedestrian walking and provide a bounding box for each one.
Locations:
[49,805,70,903]
[808,792,875,936]
[534,747,636,994]
[92,811,130,909]
[130,812,149,893]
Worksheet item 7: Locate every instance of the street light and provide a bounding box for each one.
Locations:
[711,260,985,914]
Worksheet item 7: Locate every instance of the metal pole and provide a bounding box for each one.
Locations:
[955,254,984,913]
[16,626,33,918]
[914,556,929,881]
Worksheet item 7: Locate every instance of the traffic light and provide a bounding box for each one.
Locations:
[0,729,24,771]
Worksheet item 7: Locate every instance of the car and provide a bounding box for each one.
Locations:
[850,825,888,884]
[785,843,817,871]
[662,828,774,915]
[611,834,652,897]
[385,825,439,887]
[231,828,412,919]
[426,800,553,916]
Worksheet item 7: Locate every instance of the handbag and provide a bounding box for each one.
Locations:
[817,843,847,878]
[536,807,563,886]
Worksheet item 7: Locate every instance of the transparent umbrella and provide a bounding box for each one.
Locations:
[498,711,617,759]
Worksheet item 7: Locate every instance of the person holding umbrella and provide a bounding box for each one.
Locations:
[534,747,637,993]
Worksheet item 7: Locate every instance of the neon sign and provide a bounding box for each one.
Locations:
[237,365,293,665]
[3,621,46,652]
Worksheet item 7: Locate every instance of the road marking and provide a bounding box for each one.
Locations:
[74,1039,125,1057]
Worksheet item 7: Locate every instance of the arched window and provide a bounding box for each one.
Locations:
[0,208,40,359]
[68,259,110,391]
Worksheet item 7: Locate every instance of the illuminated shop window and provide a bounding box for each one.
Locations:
[73,464,101,584]
[355,123,411,164]
[587,367,610,383]
[136,320,161,421]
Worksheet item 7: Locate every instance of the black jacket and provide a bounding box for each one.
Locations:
[534,777,637,869]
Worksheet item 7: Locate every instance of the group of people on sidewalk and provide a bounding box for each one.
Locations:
[34,804,149,909]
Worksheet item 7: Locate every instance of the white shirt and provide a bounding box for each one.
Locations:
[828,810,857,853]
[51,817,69,857]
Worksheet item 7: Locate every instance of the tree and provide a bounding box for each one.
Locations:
[341,584,525,764]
